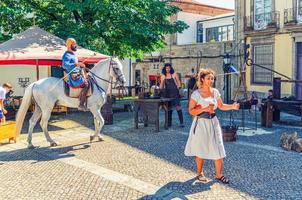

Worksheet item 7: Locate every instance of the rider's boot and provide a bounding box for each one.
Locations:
[79,84,89,111]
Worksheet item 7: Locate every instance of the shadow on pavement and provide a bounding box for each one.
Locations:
[0,141,96,163]
[20,112,93,135]
[139,178,214,200]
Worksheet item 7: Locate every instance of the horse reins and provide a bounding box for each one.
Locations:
[88,58,124,87]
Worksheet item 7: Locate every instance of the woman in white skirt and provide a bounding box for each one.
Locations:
[184,68,239,184]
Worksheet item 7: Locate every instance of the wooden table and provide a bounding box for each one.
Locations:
[133,98,173,132]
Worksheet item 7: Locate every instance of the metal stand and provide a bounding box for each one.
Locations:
[238,105,258,132]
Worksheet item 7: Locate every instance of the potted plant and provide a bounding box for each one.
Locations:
[221,111,238,142]
[221,125,238,142]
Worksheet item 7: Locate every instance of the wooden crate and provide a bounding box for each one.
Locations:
[0,121,17,143]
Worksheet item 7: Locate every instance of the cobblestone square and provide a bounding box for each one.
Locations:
[1,103,302,200]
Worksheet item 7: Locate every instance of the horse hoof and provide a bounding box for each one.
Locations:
[50,142,58,147]
[90,136,94,142]
[98,136,104,142]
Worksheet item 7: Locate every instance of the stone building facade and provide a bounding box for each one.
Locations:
[237,0,302,98]
[133,1,235,98]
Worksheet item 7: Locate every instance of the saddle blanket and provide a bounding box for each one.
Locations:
[64,81,93,98]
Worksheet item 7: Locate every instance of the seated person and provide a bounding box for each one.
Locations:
[268,89,274,100]
[0,83,13,123]
[62,38,89,111]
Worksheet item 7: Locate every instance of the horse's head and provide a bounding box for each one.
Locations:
[109,57,126,86]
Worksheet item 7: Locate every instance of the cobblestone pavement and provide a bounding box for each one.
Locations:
[0,102,302,199]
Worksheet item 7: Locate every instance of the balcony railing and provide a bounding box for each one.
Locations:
[244,11,280,32]
[284,7,302,26]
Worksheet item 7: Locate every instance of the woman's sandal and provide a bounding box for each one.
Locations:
[215,176,229,184]
[196,173,208,183]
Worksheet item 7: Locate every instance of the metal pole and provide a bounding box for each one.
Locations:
[226,71,230,103]
[129,58,132,86]
[228,73,231,103]
[128,58,132,96]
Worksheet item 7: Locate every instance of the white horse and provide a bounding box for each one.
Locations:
[16,57,126,149]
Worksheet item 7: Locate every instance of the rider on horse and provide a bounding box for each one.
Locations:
[62,38,89,111]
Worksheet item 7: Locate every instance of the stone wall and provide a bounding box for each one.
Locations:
[134,41,237,98]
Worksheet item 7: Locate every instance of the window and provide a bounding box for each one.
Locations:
[252,45,273,84]
[206,27,219,42]
[228,25,234,41]
[206,25,233,42]
[297,0,302,23]
[197,22,203,43]
[254,0,273,30]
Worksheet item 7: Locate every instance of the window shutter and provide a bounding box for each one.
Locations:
[251,0,254,17]
[251,0,254,28]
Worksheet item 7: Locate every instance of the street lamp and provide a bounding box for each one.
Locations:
[223,54,232,103]
[223,53,231,67]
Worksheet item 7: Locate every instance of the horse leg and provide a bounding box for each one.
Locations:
[40,109,57,147]
[90,107,105,142]
[27,105,42,149]
[89,117,100,142]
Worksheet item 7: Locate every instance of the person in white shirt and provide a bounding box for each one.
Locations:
[0,83,13,122]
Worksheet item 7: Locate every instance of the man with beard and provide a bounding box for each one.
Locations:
[62,38,89,111]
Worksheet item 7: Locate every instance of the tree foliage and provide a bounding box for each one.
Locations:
[0,0,188,58]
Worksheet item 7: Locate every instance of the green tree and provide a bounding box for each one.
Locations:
[0,0,188,58]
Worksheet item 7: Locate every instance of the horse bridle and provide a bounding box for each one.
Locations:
[108,59,125,86]
[89,57,124,88]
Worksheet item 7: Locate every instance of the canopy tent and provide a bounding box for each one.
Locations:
[0,26,109,66]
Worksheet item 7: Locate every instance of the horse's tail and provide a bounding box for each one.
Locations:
[15,83,35,136]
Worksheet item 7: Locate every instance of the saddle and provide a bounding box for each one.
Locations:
[64,80,94,98]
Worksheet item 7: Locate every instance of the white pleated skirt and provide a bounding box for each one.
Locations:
[184,116,226,160]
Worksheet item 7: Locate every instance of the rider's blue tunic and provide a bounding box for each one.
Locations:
[62,51,86,88]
